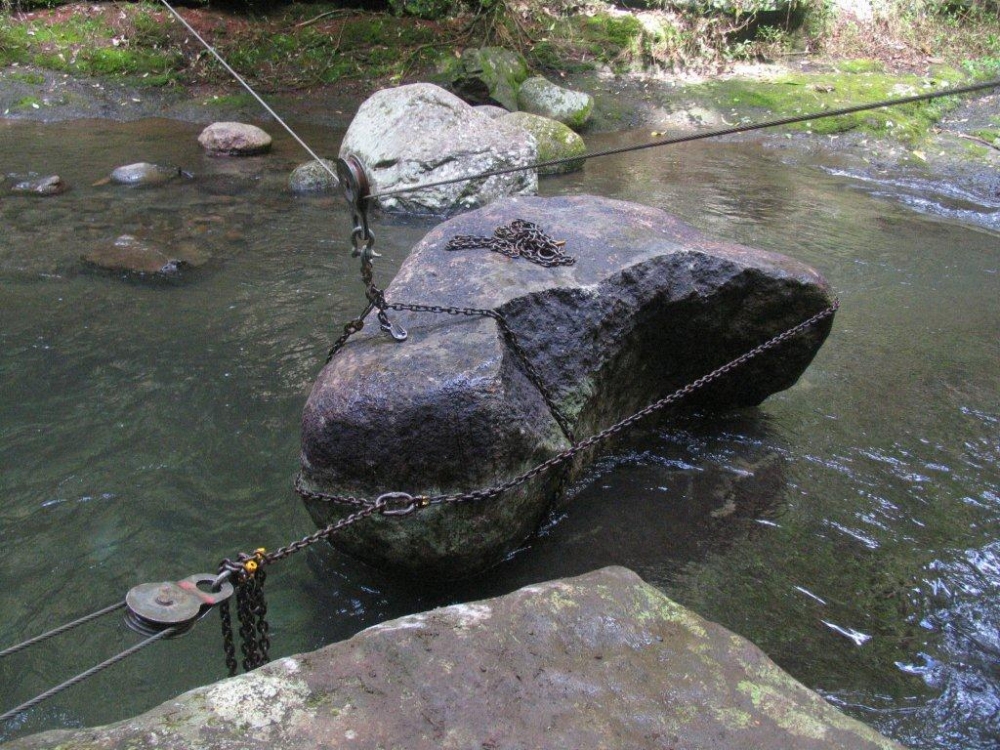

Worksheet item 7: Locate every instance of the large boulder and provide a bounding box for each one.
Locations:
[448,47,530,110]
[340,83,537,215]
[501,111,587,174]
[4,568,905,750]
[300,195,835,577]
[517,76,594,129]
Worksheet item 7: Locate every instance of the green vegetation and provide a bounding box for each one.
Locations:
[0,0,996,133]
[692,69,970,142]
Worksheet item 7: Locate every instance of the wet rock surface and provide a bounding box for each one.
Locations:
[501,111,587,174]
[198,121,273,156]
[82,234,210,276]
[108,162,184,186]
[339,83,537,215]
[446,46,530,110]
[7,174,67,196]
[300,194,834,577]
[517,75,594,129]
[288,159,339,194]
[3,567,904,750]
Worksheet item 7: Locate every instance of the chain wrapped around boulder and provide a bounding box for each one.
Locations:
[445,219,576,267]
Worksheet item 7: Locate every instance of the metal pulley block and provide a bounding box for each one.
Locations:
[336,154,374,259]
[125,573,234,638]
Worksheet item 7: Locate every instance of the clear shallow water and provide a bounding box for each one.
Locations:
[1,119,998,748]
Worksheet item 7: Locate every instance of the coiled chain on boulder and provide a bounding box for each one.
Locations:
[444,219,576,267]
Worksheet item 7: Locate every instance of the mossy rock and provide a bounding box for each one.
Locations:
[501,111,587,174]
[289,159,338,195]
[517,76,594,130]
[450,47,530,111]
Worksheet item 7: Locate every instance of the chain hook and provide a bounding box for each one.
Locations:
[335,154,407,342]
[336,155,374,261]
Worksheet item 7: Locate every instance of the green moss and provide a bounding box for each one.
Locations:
[11,94,42,110]
[8,70,45,84]
[81,47,182,76]
[836,58,885,74]
[690,70,969,143]
[971,128,1000,145]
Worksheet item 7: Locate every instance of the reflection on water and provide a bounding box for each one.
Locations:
[1,119,998,749]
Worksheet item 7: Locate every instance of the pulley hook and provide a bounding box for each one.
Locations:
[125,573,234,638]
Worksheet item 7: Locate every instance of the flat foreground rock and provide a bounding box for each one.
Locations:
[5,568,903,750]
[300,195,835,577]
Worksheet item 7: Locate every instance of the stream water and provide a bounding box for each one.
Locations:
[0,118,998,748]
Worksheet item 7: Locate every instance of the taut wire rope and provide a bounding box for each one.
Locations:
[368,77,1000,200]
[0,601,125,659]
[0,628,178,723]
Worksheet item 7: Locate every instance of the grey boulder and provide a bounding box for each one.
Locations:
[450,46,530,110]
[3,568,904,750]
[198,122,272,156]
[109,162,184,186]
[517,75,594,129]
[339,83,537,215]
[300,195,835,577]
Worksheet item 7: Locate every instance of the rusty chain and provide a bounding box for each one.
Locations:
[296,298,838,516]
[445,219,576,268]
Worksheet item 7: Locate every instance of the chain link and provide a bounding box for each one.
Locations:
[445,219,576,268]
[297,299,839,513]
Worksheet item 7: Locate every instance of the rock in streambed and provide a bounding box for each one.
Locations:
[300,195,835,577]
[3,567,904,750]
[108,162,186,186]
[340,83,537,214]
[7,174,67,196]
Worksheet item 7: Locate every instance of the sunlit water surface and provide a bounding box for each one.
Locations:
[1,119,997,748]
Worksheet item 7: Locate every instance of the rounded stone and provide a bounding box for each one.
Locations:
[110,162,183,186]
[9,174,67,196]
[198,122,273,156]
[501,111,587,174]
[517,76,594,130]
[289,159,339,194]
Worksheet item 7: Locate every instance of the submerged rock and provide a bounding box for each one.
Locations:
[82,234,209,276]
[517,76,594,129]
[288,158,338,194]
[339,83,537,215]
[3,568,904,750]
[109,162,184,186]
[300,195,835,577]
[501,111,587,174]
[8,174,67,196]
[198,121,272,156]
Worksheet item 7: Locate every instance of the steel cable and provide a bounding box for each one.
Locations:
[367,78,1000,201]
[0,627,178,723]
[0,601,125,659]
